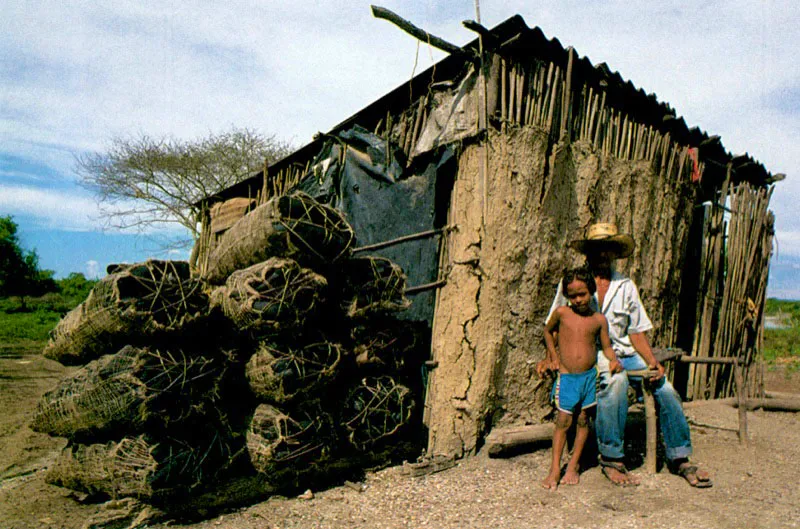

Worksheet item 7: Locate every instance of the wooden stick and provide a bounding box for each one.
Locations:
[410,95,426,153]
[678,356,735,365]
[542,63,555,131]
[352,226,453,254]
[585,89,597,142]
[406,279,448,295]
[484,424,553,458]
[500,58,507,123]
[516,63,525,124]
[546,66,560,137]
[400,113,412,154]
[525,79,534,126]
[765,390,800,400]
[686,419,738,433]
[732,398,800,412]
[643,387,657,473]
[560,47,574,141]
[534,62,547,126]
[625,369,659,474]
[509,62,517,124]
[594,92,606,148]
[626,369,660,378]
[578,86,587,139]
[734,358,748,443]
[371,6,465,56]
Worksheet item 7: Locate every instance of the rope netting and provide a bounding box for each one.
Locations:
[246,404,334,475]
[342,376,415,451]
[32,345,221,439]
[336,256,410,319]
[113,260,208,329]
[46,436,159,499]
[204,191,356,284]
[349,319,428,373]
[43,260,209,366]
[45,435,224,500]
[246,341,342,405]
[210,257,327,335]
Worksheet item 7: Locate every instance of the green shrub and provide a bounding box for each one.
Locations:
[763,298,800,364]
[0,309,61,344]
[0,273,97,346]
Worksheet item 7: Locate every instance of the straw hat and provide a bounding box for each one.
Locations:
[569,223,635,259]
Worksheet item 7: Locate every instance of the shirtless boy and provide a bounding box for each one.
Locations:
[541,267,621,490]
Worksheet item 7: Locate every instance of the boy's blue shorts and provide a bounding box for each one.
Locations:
[550,368,597,414]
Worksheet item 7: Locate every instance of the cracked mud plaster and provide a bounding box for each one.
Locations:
[426,127,698,458]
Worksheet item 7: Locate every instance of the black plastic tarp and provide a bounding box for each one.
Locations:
[292,126,454,324]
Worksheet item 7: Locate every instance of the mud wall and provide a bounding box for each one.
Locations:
[425,126,698,458]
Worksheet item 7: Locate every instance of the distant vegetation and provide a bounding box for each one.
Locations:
[0,273,97,347]
[0,215,98,348]
[763,299,800,370]
[0,215,58,303]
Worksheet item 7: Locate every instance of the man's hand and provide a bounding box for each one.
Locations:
[648,362,665,382]
[536,357,559,377]
[608,358,622,374]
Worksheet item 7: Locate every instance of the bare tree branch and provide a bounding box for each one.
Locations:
[75,127,292,246]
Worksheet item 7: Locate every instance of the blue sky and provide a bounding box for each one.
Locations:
[1,1,799,297]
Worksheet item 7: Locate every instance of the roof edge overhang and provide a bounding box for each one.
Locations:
[201,14,779,207]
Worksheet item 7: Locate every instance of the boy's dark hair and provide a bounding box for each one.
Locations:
[561,266,597,295]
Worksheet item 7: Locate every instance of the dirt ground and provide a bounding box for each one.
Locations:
[2,346,799,529]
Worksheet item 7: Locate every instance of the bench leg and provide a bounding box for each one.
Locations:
[643,387,657,474]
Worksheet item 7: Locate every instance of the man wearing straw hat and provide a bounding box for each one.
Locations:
[539,222,712,488]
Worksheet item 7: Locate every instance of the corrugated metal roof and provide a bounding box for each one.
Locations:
[207,14,777,206]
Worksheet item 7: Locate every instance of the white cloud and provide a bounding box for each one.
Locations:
[85,260,99,279]
[0,184,102,231]
[0,183,187,237]
[773,231,800,260]
[0,1,797,261]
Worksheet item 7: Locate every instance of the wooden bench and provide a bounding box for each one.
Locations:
[629,350,748,474]
[485,348,749,473]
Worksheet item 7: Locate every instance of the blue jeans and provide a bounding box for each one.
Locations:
[596,354,692,461]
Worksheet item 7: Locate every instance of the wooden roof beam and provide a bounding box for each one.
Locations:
[371,5,476,60]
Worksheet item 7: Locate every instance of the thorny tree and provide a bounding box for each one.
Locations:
[76,128,292,245]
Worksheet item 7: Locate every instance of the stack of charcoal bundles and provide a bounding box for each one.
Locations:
[34,191,431,509]
[205,192,428,492]
[34,260,244,503]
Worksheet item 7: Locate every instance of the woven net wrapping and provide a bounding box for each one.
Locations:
[336,256,410,319]
[246,341,342,405]
[246,404,334,475]
[349,319,428,373]
[43,260,209,366]
[32,345,221,440]
[204,191,356,284]
[45,435,218,500]
[209,258,327,335]
[342,376,414,451]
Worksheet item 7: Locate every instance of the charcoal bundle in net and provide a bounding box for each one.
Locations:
[246,404,335,476]
[32,345,222,440]
[342,376,415,451]
[246,341,343,405]
[335,256,410,319]
[349,319,429,374]
[43,260,209,365]
[209,258,327,335]
[45,435,227,501]
[204,192,356,284]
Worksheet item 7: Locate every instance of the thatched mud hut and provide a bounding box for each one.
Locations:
[193,13,782,462]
